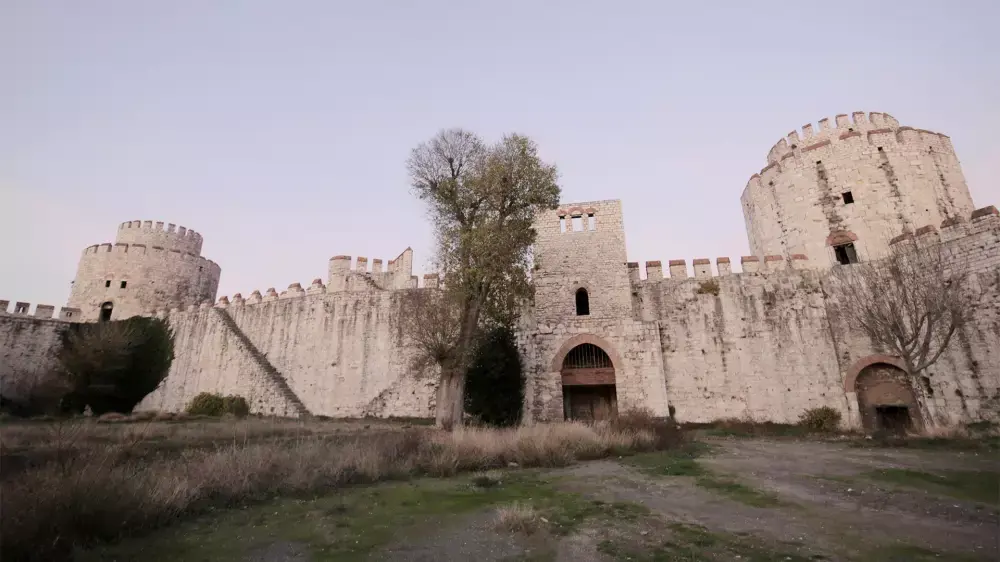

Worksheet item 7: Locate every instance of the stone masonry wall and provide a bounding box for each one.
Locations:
[635,262,848,424]
[822,207,1000,427]
[138,285,438,418]
[742,112,975,268]
[0,303,74,402]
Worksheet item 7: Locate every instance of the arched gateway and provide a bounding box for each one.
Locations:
[854,362,921,434]
[560,343,618,421]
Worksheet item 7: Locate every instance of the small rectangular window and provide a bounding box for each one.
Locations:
[588,214,596,230]
[571,216,583,232]
[120,281,127,289]
[559,217,566,233]
[834,243,859,265]
[105,280,111,288]
[842,191,854,204]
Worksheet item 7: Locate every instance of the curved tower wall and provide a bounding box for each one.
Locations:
[741,112,975,267]
[67,220,221,321]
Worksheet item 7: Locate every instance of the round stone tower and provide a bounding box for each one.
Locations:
[741,111,975,268]
[67,220,221,321]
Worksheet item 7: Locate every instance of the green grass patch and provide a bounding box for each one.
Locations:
[694,476,786,508]
[598,522,824,561]
[622,442,711,476]
[78,471,644,561]
[863,468,999,505]
[624,441,786,508]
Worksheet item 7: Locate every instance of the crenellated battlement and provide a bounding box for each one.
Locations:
[0,300,82,321]
[890,205,999,246]
[761,111,957,168]
[79,242,219,271]
[633,254,811,283]
[768,111,900,164]
[327,247,418,291]
[116,220,204,255]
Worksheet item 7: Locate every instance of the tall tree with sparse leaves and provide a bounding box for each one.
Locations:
[406,129,560,429]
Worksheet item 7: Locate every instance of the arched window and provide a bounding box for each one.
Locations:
[575,288,590,316]
[562,343,611,370]
[100,301,113,322]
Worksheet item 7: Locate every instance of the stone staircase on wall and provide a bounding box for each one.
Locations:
[211,307,310,418]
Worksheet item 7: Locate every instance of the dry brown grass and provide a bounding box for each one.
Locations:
[493,502,541,534]
[0,414,680,562]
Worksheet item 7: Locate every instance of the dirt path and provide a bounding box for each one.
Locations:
[551,438,998,560]
[80,437,999,562]
[372,438,998,561]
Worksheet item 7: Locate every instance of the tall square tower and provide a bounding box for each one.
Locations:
[532,199,633,322]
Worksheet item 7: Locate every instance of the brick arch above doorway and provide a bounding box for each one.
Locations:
[549,333,624,373]
[844,354,908,392]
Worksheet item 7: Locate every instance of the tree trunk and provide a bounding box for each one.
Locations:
[435,366,466,430]
[434,292,483,430]
[903,358,935,431]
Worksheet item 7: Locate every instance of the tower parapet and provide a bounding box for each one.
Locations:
[67,220,220,321]
[742,111,975,268]
[116,220,203,255]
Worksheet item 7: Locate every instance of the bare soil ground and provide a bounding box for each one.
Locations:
[81,436,999,562]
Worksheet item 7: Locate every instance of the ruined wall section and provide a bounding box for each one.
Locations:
[67,220,220,321]
[634,257,846,424]
[742,112,975,268]
[138,285,438,418]
[328,248,418,293]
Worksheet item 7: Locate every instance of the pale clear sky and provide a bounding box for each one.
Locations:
[2,0,998,308]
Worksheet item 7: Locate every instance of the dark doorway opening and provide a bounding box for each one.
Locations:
[876,406,911,435]
[834,242,859,265]
[100,302,113,322]
[575,288,590,316]
[563,385,617,421]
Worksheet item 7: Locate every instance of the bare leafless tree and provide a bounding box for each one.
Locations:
[406,129,560,429]
[828,240,983,424]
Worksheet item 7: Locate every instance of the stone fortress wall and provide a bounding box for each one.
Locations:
[66,220,221,321]
[1,109,997,427]
[0,302,82,403]
[741,112,976,268]
[135,251,440,418]
[632,205,999,426]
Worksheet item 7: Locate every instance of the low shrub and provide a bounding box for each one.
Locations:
[222,395,250,418]
[186,393,250,417]
[612,409,684,450]
[185,393,225,416]
[695,279,720,296]
[798,406,842,433]
[687,418,808,438]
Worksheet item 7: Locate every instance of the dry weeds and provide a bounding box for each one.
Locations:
[493,502,541,534]
[0,415,679,562]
